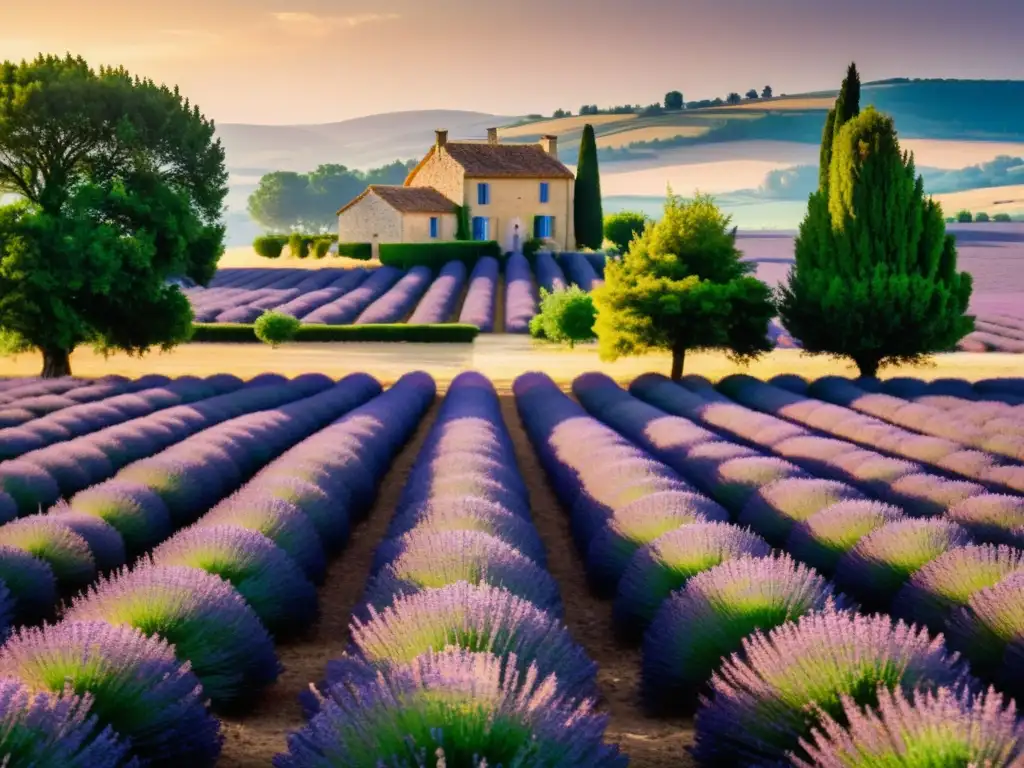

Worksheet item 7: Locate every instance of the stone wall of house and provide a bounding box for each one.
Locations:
[406,148,465,204]
[337,193,402,243]
[402,212,458,242]
[463,176,576,252]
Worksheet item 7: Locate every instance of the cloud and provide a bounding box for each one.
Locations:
[271,11,400,36]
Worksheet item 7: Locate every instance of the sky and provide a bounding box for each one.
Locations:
[2,0,1023,125]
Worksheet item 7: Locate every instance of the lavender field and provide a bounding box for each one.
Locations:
[741,223,1024,352]
[1,369,1023,765]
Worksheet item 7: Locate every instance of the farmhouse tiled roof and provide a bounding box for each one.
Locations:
[407,142,575,183]
[336,185,457,216]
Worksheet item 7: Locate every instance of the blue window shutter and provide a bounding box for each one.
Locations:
[472,217,480,240]
[473,216,489,240]
[430,217,438,238]
[477,183,489,205]
[540,182,549,203]
[533,215,542,238]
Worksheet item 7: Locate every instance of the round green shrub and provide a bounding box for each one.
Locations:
[975,212,990,222]
[313,239,331,259]
[993,213,1012,222]
[288,233,308,259]
[254,312,301,348]
[252,235,286,259]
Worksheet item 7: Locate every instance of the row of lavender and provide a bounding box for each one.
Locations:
[961,313,1024,353]
[276,372,625,766]
[0,373,434,765]
[515,371,1024,764]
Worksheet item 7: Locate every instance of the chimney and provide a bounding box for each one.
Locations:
[486,127,498,145]
[540,134,558,157]
[435,129,448,149]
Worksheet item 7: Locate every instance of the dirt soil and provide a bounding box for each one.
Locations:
[216,393,694,767]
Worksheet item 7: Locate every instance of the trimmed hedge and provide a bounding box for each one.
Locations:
[253,235,288,259]
[190,323,480,343]
[378,241,501,270]
[337,242,372,260]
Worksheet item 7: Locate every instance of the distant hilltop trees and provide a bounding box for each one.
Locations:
[545,85,777,119]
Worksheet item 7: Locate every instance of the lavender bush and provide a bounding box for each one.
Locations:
[302,266,404,325]
[0,516,97,591]
[834,518,973,609]
[46,508,127,572]
[407,261,467,324]
[947,571,1024,694]
[740,478,865,546]
[533,251,567,293]
[64,565,281,709]
[242,475,350,554]
[354,266,434,324]
[275,649,626,768]
[896,544,1024,634]
[643,554,851,711]
[0,460,61,516]
[795,685,1024,767]
[558,251,601,292]
[0,679,134,768]
[68,481,173,557]
[458,257,499,331]
[0,621,221,766]
[787,500,905,577]
[0,544,57,624]
[349,582,596,697]
[948,494,1024,548]
[613,522,771,635]
[504,253,539,333]
[693,609,973,765]
[151,524,319,637]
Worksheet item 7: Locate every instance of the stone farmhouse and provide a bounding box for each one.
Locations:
[336,128,576,255]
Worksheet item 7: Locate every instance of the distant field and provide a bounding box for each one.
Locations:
[721,96,835,110]
[499,113,635,139]
[900,139,1024,168]
[933,185,1024,215]
[217,245,380,270]
[596,125,710,148]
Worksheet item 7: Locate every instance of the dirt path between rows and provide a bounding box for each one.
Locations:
[217,398,441,767]
[497,394,693,768]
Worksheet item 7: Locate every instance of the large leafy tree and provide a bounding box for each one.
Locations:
[593,192,774,379]
[778,107,973,376]
[0,54,227,376]
[247,160,416,232]
[574,124,603,249]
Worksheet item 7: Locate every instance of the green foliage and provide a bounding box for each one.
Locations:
[603,211,649,254]
[779,107,974,377]
[522,237,543,260]
[974,211,990,222]
[664,91,684,110]
[455,205,471,241]
[993,213,1013,222]
[253,235,287,259]
[956,210,974,222]
[745,89,759,100]
[287,232,307,259]
[530,286,597,347]
[592,192,774,379]
[761,85,773,98]
[574,124,604,249]
[247,160,416,232]
[818,109,838,192]
[378,241,500,270]
[0,54,226,377]
[337,242,372,260]
[191,323,480,343]
[253,312,300,347]
[833,63,861,140]
[313,239,331,258]
[726,93,742,105]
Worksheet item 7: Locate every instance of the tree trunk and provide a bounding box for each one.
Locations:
[670,347,686,380]
[854,355,879,378]
[41,348,72,378]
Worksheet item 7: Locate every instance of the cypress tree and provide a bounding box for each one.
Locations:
[819,63,860,192]
[778,107,973,377]
[574,124,604,249]
[817,109,837,192]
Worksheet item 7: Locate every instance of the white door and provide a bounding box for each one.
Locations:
[508,218,523,254]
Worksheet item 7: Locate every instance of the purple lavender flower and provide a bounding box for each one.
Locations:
[27,444,114,496]
[613,522,771,636]
[0,491,16,524]
[363,530,562,616]
[396,472,531,522]
[0,679,135,768]
[407,261,468,324]
[378,503,546,572]
[0,460,61,516]
[0,544,57,624]
[885,472,988,518]
[68,480,173,557]
[458,256,499,331]
[46,507,127,572]
[275,649,626,768]
[533,251,568,293]
[0,621,221,766]
[64,565,281,709]
[693,609,974,765]
[948,494,1024,548]
[643,554,852,712]
[787,500,905,578]
[504,252,538,333]
[118,457,228,526]
[585,491,729,595]
[354,266,434,324]
[559,251,601,292]
[0,515,96,591]
[350,582,596,697]
[198,497,327,584]
[947,571,1024,694]
[243,475,351,554]
[739,478,865,546]
[795,685,1024,767]
[834,518,973,610]
[895,544,1024,634]
[150,524,318,637]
